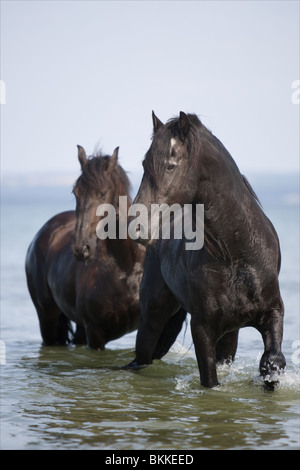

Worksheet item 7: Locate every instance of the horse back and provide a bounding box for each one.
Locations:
[25,211,76,304]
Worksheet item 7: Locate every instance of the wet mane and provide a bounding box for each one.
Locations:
[144,113,260,261]
[146,113,260,203]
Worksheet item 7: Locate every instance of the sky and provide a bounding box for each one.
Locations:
[0,0,299,187]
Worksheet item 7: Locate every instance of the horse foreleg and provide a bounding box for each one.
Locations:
[130,296,182,366]
[133,313,171,366]
[73,324,87,345]
[37,303,72,346]
[130,247,182,367]
[256,307,286,383]
[152,307,187,360]
[85,324,106,350]
[191,316,219,388]
[216,330,239,365]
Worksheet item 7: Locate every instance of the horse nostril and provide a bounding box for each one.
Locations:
[82,244,90,260]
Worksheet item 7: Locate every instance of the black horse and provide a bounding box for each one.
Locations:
[130,111,286,388]
[25,146,147,349]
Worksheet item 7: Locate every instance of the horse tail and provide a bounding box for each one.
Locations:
[152,307,187,360]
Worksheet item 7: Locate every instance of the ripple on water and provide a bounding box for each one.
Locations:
[1,337,299,450]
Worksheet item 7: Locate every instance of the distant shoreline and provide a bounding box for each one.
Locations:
[1,171,299,208]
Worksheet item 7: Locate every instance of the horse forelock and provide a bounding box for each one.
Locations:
[144,113,204,178]
[74,153,131,200]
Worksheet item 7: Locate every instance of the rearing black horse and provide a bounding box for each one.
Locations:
[130,111,286,388]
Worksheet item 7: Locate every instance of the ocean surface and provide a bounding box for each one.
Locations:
[0,172,299,450]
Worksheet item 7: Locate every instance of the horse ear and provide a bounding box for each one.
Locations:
[152,111,164,134]
[178,112,190,140]
[77,145,88,168]
[111,146,119,164]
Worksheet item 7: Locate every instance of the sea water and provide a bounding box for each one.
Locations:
[0,173,299,450]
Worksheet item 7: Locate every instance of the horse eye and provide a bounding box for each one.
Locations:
[167,163,176,171]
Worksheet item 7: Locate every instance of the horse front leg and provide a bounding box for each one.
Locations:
[216,330,239,365]
[130,294,181,367]
[190,315,219,388]
[132,315,168,366]
[128,248,183,368]
[256,306,286,383]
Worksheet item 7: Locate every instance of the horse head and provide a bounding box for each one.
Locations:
[72,145,131,262]
[132,112,204,244]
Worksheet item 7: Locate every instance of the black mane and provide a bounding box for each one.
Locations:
[74,153,132,202]
[144,113,260,260]
[145,113,259,205]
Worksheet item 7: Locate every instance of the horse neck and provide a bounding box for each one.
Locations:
[196,165,262,253]
[96,192,139,271]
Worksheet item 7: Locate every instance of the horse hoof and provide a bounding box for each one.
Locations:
[125,359,139,369]
[125,359,147,370]
[259,351,286,390]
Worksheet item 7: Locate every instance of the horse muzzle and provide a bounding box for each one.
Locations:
[72,243,92,262]
[127,217,151,246]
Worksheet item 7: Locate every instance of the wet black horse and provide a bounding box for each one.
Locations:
[25,146,146,349]
[129,111,286,388]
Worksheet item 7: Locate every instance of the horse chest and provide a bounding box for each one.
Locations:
[200,263,267,325]
[119,262,144,301]
[162,250,265,321]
